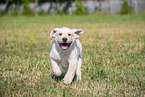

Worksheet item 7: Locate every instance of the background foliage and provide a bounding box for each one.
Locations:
[120,0,134,14]
[0,0,136,16]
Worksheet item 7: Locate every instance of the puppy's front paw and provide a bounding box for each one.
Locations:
[63,76,72,84]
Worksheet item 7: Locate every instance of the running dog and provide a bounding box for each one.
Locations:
[50,27,84,84]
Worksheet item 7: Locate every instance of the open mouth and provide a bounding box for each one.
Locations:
[58,42,72,50]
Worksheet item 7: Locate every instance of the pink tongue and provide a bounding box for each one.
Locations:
[61,46,68,49]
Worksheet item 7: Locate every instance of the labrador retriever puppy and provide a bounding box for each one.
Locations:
[50,27,84,84]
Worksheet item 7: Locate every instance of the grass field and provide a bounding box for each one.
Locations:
[0,14,145,96]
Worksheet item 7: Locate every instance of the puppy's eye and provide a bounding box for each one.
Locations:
[68,34,71,36]
[59,33,62,36]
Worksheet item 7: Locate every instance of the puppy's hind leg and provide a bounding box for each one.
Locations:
[76,58,82,81]
[51,59,62,77]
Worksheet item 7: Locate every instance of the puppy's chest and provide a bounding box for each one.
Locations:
[50,50,69,60]
[57,51,71,60]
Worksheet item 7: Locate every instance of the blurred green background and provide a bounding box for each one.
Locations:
[0,0,145,16]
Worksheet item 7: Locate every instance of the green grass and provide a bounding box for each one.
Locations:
[0,14,145,96]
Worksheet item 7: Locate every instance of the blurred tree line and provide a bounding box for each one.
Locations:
[1,0,74,14]
[0,0,104,4]
[0,0,103,15]
[0,0,133,16]
[0,0,85,15]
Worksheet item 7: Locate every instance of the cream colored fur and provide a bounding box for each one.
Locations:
[50,27,84,84]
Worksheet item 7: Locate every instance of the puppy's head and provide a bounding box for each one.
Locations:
[50,27,84,50]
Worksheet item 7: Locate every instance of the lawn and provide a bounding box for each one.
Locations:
[0,14,145,96]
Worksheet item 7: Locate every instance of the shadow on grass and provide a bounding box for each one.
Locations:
[51,73,77,83]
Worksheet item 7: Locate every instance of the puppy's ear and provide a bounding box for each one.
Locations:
[73,29,84,38]
[50,28,59,39]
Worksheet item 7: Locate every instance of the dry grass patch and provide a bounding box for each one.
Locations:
[0,14,145,96]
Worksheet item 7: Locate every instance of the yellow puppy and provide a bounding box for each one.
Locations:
[50,27,84,84]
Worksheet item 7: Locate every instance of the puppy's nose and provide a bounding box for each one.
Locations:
[62,37,67,42]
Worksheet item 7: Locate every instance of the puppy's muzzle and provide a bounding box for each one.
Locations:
[57,37,72,50]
